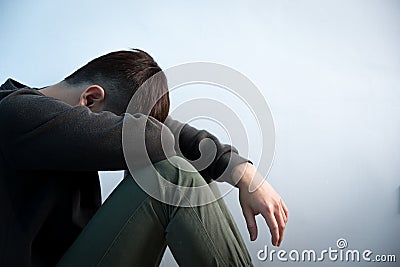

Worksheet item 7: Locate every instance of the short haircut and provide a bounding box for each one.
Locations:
[64,49,169,122]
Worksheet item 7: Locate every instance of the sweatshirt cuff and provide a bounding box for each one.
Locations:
[214,152,252,185]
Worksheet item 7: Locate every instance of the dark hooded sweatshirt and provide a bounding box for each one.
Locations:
[0,79,248,267]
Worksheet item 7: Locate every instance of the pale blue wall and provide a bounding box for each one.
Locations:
[1,1,399,266]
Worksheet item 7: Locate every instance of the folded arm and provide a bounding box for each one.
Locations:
[0,89,175,171]
[165,116,288,246]
[164,116,249,184]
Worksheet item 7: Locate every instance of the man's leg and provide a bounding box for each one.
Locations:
[56,156,252,267]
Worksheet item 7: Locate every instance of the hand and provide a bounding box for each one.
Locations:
[233,163,288,246]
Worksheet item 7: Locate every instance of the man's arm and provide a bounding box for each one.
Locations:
[233,162,288,246]
[0,89,175,171]
[165,116,288,247]
[165,116,249,184]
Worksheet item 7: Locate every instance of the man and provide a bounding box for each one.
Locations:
[0,49,288,266]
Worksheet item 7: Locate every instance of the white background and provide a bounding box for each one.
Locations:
[1,1,399,266]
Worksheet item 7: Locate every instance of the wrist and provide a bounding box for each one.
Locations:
[232,162,256,189]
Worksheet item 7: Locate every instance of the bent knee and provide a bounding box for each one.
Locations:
[153,156,208,187]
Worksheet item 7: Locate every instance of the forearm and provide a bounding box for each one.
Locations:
[165,116,250,184]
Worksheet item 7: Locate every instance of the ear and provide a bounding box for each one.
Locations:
[79,85,105,112]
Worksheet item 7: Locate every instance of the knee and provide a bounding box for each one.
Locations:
[154,156,219,206]
[128,156,217,207]
[151,156,207,187]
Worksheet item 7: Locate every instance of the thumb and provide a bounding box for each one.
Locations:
[243,208,258,241]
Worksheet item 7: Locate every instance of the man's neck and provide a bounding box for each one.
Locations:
[39,81,82,106]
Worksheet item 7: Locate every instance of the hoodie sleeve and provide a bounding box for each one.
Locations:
[165,116,250,184]
[0,89,176,172]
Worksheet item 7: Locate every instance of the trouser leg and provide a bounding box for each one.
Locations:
[56,156,252,267]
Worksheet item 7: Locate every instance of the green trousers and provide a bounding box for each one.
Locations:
[56,156,253,267]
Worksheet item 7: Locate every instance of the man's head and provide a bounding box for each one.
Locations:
[41,49,169,122]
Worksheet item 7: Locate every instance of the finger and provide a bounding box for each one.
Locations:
[281,199,289,220]
[280,205,287,223]
[260,209,279,246]
[243,209,258,241]
[275,208,286,246]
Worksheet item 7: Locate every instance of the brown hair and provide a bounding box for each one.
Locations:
[64,49,169,122]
